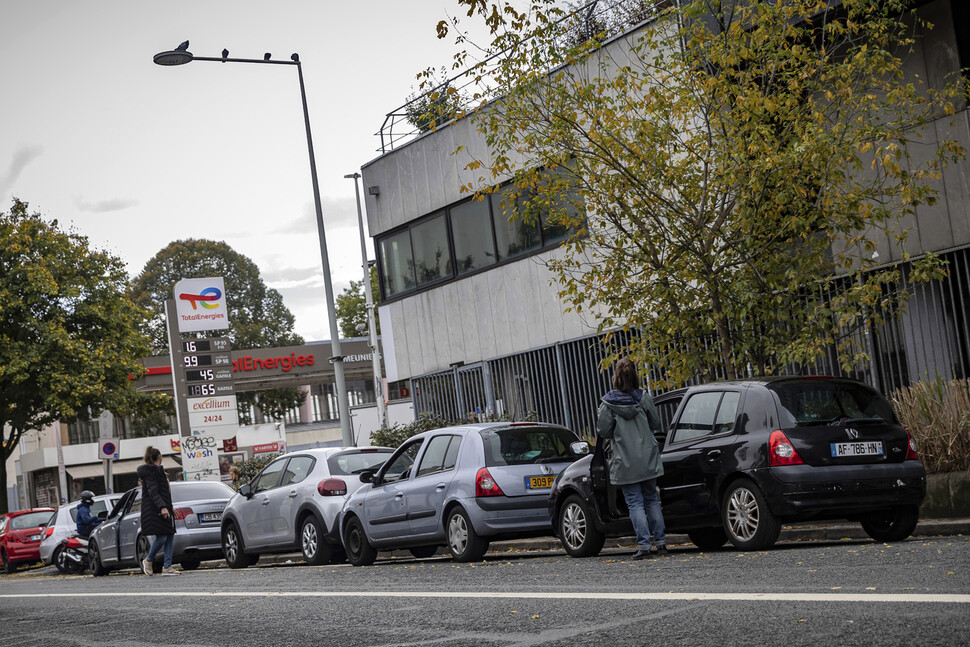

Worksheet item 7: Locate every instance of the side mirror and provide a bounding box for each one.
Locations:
[97,511,107,519]
[238,484,252,498]
[359,471,374,484]
[570,441,591,457]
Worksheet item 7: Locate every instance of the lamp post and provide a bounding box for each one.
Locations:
[153,43,353,445]
[345,172,387,430]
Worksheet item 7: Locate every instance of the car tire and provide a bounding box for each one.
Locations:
[2,549,13,574]
[721,479,781,551]
[409,545,438,559]
[446,507,489,563]
[687,526,728,551]
[247,554,261,566]
[53,546,69,574]
[222,524,249,569]
[861,505,919,542]
[179,560,201,571]
[89,540,109,577]
[300,516,332,566]
[343,515,377,567]
[558,495,606,558]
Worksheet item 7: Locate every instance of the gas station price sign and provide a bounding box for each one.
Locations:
[182,338,231,353]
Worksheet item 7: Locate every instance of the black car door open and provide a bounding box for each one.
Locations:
[659,389,742,526]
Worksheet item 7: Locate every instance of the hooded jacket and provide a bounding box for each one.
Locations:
[136,463,175,536]
[596,388,664,486]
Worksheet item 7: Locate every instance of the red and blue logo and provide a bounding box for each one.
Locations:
[178,286,222,310]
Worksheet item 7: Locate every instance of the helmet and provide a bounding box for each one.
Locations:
[79,490,95,505]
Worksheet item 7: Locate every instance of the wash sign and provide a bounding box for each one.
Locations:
[174,277,229,332]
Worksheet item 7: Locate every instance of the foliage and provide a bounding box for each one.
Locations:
[437,0,967,387]
[129,239,306,424]
[0,198,152,512]
[890,377,970,474]
[370,410,538,449]
[233,452,281,485]
[335,266,381,339]
[404,67,469,133]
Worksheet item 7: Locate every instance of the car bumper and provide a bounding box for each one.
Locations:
[756,461,926,517]
[5,543,42,564]
[470,494,555,536]
[172,525,224,561]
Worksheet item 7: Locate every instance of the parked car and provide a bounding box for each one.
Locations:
[39,494,121,572]
[1,508,56,573]
[549,376,927,556]
[88,480,235,575]
[220,446,394,569]
[340,422,585,565]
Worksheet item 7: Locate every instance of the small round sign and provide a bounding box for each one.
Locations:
[102,442,116,455]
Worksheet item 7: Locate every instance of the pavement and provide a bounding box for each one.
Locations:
[258,517,970,566]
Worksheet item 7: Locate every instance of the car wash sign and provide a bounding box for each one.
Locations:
[174,277,229,333]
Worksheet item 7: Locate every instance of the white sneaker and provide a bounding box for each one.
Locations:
[161,566,180,576]
[141,558,153,576]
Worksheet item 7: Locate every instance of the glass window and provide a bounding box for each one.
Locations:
[380,440,424,482]
[416,435,457,477]
[491,186,541,261]
[713,392,741,435]
[769,380,896,427]
[654,396,683,441]
[672,392,722,443]
[173,481,235,501]
[536,167,584,246]
[411,214,452,286]
[252,458,287,493]
[328,450,393,476]
[442,435,462,470]
[480,426,577,466]
[450,199,496,275]
[10,511,54,530]
[280,456,315,486]
[380,230,415,296]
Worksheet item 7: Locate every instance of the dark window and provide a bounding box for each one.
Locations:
[450,199,497,275]
[173,482,234,501]
[280,456,315,486]
[69,498,117,523]
[713,391,740,435]
[380,230,415,296]
[654,396,683,441]
[416,435,461,477]
[411,213,452,286]
[252,459,287,494]
[381,440,424,482]
[769,380,896,427]
[328,450,393,476]
[480,426,577,466]
[492,186,541,261]
[442,434,462,470]
[671,391,733,443]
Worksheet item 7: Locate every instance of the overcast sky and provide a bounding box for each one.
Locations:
[0,1,479,343]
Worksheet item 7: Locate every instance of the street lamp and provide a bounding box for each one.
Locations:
[345,172,388,430]
[153,42,353,445]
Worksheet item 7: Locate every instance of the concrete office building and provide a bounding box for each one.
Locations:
[360,0,970,435]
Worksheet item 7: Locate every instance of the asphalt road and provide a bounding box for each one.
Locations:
[2,536,968,647]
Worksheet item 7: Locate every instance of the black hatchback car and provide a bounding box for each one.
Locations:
[549,376,926,555]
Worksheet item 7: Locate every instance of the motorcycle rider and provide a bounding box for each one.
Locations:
[75,490,103,539]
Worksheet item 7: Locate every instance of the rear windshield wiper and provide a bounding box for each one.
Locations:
[824,416,886,426]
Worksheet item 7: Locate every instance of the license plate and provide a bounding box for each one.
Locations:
[525,475,556,489]
[30,534,41,541]
[830,441,884,457]
[199,512,222,523]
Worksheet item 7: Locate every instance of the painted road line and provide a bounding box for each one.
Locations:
[3,591,969,603]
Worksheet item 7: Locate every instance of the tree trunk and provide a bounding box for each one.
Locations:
[709,288,737,381]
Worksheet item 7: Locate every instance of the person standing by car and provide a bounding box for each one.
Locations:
[75,491,103,539]
[136,446,178,576]
[596,358,667,560]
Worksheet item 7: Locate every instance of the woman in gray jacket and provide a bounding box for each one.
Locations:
[596,358,666,560]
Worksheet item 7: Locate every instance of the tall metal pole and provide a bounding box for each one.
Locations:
[347,172,387,430]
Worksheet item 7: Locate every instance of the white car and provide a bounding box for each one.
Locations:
[220,446,392,568]
[39,494,121,572]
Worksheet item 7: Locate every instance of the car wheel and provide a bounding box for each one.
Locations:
[300,516,332,566]
[687,526,728,551]
[2,549,13,574]
[409,545,438,559]
[722,479,781,551]
[558,495,606,558]
[446,507,489,563]
[222,524,249,569]
[89,540,109,577]
[861,505,919,542]
[53,546,69,574]
[343,516,377,566]
[179,560,201,571]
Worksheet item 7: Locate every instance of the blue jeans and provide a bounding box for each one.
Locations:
[147,534,174,568]
[620,479,666,549]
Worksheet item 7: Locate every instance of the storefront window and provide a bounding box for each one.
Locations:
[450,199,497,275]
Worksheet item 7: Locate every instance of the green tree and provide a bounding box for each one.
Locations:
[129,239,306,424]
[438,0,966,386]
[0,199,152,512]
[405,66,469,133]
[335,266,381,339]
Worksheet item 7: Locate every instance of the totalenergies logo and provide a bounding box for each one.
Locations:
[179,286,222,310]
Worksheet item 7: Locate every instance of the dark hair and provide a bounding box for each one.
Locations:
[144,446,161,464]
[611,358,640,392]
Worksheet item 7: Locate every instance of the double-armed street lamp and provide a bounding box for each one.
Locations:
[153,42,353,445]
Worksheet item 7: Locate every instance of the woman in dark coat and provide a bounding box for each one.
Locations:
[136,446,177,575]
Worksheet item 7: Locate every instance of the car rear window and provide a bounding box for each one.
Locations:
[480,426,578,466]
[172,482,235,502]
[769,380,897,427]
[10,511,54,530]
[328,450,393,476]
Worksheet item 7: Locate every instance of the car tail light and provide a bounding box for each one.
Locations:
[8,535,20,543]
[173,507,193,520]
[476,468,505,497]
[905,430,919,460]
[44,526,54,538]
[769,430,805,466]
[318,479,348,496]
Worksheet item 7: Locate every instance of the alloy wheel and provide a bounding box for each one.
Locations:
[448,513,468,555]
[224,528,239,564]
[302,521,318,560]
[561,501,588,551]
[726,487,759,542]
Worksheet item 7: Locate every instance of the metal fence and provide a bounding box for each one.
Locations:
[411,245,970,433]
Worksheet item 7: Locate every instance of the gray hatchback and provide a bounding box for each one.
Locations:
[340,423,584,565]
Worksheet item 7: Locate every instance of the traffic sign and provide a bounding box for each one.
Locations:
[98,438,120,460]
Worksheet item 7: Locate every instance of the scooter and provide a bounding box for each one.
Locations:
[58,535,90,575]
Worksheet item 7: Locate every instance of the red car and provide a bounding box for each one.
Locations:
[1,508,56,573]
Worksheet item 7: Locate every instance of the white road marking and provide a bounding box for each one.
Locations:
[2,591,969,603]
